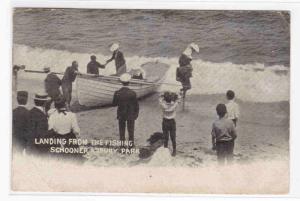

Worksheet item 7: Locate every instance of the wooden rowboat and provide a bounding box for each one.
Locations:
[76,62,169,107]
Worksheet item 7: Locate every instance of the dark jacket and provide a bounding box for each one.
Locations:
[28,107,49,154]
[12,106,30,152]
[179,54,192,67]
[62,66,77,84]
[112,87,139,120]
[45,73,62,99]
[107,50,126,70]
[87,61,105,75]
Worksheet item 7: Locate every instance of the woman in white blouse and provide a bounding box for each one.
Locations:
[48,96,82,161]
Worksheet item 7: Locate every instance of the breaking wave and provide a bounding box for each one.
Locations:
[13,44,289,102]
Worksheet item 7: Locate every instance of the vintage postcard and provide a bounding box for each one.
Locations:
[11,8,290,194]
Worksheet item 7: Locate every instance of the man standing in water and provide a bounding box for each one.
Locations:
[112,73,139,148]
[176,42,199,93]
[106,43,127,76]
[62,61,80,110]
[87,55,105,75]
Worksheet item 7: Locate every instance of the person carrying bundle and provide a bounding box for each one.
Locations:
[176,42,199,93]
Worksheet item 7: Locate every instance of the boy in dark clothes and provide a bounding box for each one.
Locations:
[211,104,237,165]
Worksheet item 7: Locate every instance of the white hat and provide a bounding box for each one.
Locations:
[189,42,199,53]
[110,43,119,52]
[120,73,131,83]
[183,47,193,59]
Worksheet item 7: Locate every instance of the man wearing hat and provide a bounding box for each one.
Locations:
[87,55,105,75]
[106,43,127,76]
[62,61,80,109]
[27,93,50,155]
[112,73,139,147]
[12,91,30,154]
[44,67,62,112]
[176,42,200,92]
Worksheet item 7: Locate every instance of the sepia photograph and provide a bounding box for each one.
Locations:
[11,8,290,194]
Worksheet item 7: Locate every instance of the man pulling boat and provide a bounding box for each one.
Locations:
[62,61,81,110]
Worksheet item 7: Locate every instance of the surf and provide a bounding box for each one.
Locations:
[13,44,289,103]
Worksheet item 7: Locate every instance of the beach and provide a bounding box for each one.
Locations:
[11,8,290,193]
[11,75,290,193]
[12,72,289,167]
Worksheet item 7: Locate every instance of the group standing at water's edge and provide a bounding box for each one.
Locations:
[12,42,240,165]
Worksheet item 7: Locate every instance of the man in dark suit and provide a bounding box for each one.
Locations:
[44,67,62,113]
[27,93,50,156]
[112,73,139,147]
[12,91,30,154]
[62,61,80,110]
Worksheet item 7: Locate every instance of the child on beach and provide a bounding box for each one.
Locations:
[211,104,237,165]
[159,91,181,156]
[225,90,240,127]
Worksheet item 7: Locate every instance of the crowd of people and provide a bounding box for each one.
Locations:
[12,42,240,166]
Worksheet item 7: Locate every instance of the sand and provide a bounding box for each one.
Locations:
[13,72,289,166]
[11,73,290,193]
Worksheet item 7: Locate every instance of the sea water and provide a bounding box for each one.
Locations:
[13,9,290,102]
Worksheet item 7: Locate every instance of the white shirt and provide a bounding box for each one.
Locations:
[48,109,80,135]
[226,100,240,120]
[159,98,179,119]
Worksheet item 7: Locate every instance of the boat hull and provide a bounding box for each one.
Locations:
[76,75,159,107]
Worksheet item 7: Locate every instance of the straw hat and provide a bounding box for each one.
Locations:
[110,43,119,52]
[120,73,131,83]
[33,93,50,101]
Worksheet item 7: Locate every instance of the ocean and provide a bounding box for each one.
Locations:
[13,9,290,102]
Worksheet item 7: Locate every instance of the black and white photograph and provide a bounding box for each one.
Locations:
[11,7,290,193]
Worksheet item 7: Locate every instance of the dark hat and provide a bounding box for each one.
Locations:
[17,91,28,99]
[54,96,66,109]
[43,67,51,73]
[72,61,78,66]
[91,55,96,60]
[33,93,50,101]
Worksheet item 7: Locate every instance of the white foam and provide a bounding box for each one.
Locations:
[13,44,290,102]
